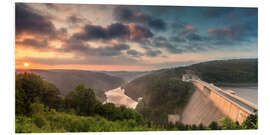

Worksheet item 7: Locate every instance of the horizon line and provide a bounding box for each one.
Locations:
[15,58,257,72]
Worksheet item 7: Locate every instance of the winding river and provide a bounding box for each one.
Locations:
[103,87,139,109]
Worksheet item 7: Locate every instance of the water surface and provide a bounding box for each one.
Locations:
[104,87,138,109]
[219,85,258,105]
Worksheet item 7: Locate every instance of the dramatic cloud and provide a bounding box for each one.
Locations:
[45,3,75,14]
[67,15,86,27]
[152,36,182,54]
[186,33,203,41]
[16,4,56,37]
[126,23,153,40]
[208,23,257,41]
[63,38,131,57]
[16,3,68,43]
[15,4,258,70]
[16,39,48,48]
[126,49,144,57]
[114,6,167,31]
[72,23,153,41]
[208,27,235,39]
[147,18,167,31]
[145,49,162,57]
[93,44,130,56]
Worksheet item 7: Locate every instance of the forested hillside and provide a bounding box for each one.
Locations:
[187,59,258,84]
[16,69,125,101]
[101,71,149,82]
[124,69,195,125]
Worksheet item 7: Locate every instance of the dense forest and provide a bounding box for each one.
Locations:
[16,58,258,132]
[187,59,258,84]
[124,69,195,125]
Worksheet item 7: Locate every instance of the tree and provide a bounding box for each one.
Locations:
[16,73,62,116]
[30,102,49,128]
[40,80,63,110]
[208,121,219,130]
[65,83,100,116]
[198,123,205,130]
[242,114,258,129]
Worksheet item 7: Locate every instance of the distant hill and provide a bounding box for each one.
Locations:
[187,58,258,84]
[16,69,125,101]
[100,71,149,82]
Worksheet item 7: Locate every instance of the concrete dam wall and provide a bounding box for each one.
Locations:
[181,88,226,126]
[180,78,257,126]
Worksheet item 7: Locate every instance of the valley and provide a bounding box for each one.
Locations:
[16,58,258,127]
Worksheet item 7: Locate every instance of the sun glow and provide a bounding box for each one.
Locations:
[24,62,29,67]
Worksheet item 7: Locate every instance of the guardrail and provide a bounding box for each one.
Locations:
[192,79,258,114]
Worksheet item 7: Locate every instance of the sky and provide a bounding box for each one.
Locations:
[15,3,258,71]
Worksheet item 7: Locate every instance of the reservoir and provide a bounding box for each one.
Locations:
[219,85,258,105]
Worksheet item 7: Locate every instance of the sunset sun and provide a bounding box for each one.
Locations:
[23,62,29,67]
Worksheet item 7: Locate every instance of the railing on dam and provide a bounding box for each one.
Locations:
[192,79,258,115]
[182,73,258,123]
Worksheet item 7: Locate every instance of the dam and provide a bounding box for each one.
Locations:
[180,74,258,126]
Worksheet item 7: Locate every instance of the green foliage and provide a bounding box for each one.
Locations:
[241,114,258,129]
[16,74,148,132]
[16,73,63,116]
[125,69,194,125]
[160,115,258,131]
[218,118,241,129]
[217,116,258,130]
[208,121,220,130]
[95,103,143,123]
[30,102,45,116]
[17,69,125,101]
[33,115,49,128]
[63,84,143,122]
[16,110,163,133]
[65,83,100,116]
[16,116,40,133]
[188,59,258,83]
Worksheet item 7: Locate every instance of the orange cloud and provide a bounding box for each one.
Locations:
[127,23,153,40]
[15,33,36,42]
[185,25,196,31]
[16,46,75,60]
